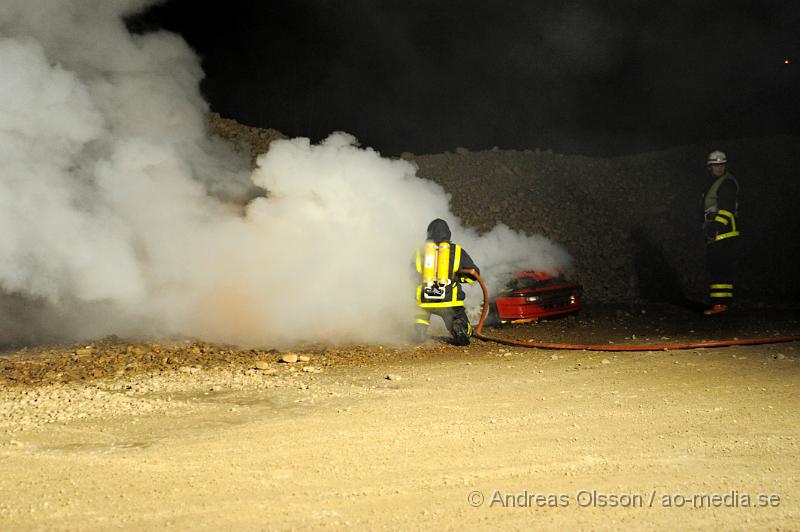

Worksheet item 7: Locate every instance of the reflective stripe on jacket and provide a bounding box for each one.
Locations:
[703,173,740,242]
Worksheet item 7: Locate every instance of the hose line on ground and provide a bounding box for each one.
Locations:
[459,269,800,351]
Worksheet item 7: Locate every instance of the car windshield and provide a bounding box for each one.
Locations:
[504,275,562,291]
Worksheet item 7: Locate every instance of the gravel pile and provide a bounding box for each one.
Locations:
[208,112,286,166]
[409,137,800,303]
[208,117,800,304]
[0,336,291,386]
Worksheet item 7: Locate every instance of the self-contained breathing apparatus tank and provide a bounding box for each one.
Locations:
[422,240,451,300]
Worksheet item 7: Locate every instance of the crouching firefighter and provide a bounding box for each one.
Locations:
[414,219,480,345]
[702,150,741,316]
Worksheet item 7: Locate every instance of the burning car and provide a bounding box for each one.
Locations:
[489,271,582,324]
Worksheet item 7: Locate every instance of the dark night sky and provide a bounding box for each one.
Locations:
[129,0,800,156]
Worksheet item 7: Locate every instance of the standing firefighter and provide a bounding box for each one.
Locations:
[414,219,480,345]
[702,150,740,316]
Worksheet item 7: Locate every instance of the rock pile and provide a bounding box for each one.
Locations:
[0,335,320,387]
[208,112,286,166]
[409,138,800,303]
[208,117,800,304]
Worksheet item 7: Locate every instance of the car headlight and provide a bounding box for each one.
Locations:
[525,296,540,302]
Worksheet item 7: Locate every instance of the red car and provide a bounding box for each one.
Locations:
[489,271,583,324]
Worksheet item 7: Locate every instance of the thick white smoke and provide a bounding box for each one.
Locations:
[0,1,571,346]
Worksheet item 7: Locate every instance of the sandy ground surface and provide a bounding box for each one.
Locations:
[1,304,799,530]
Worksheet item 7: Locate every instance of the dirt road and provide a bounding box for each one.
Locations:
[1,306,799,530]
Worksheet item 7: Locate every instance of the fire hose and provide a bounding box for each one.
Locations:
[458,268,800,351]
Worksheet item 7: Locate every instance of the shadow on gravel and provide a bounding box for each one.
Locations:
[631,229,704,312]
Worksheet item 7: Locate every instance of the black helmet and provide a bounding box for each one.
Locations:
[426,218,451,242]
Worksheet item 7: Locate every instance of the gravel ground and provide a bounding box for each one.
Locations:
[1,307,798,529]
[3,303,797,431]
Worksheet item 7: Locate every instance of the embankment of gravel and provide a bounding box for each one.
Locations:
[208,115,800,304]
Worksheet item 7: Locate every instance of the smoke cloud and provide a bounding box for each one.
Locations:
[0,0,570,346]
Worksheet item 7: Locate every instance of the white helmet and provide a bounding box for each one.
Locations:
[706,150,727,165]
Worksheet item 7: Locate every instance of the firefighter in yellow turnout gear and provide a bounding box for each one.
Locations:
[414,219,480,345]
[702,150,740,316]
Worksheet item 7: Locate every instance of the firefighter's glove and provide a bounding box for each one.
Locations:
[703,222,718,242]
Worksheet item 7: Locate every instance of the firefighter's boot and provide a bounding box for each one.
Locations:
[703,304,729,316]
[451,319,471,346]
